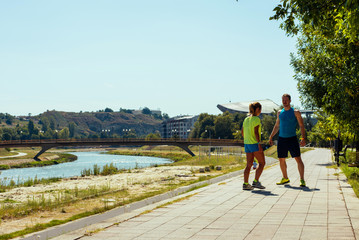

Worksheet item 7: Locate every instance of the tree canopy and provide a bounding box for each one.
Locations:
[271,0,359,137]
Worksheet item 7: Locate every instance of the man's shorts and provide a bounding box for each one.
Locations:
[277,136,301,158]
[245,143,259,153]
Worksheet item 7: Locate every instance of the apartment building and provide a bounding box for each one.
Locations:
[161,115,199,139]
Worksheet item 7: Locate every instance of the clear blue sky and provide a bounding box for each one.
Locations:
[0,0,298,117]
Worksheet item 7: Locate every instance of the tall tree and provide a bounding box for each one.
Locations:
[59,127,70,139]
[28,119,35,136]
[68,122,76,138]
[271,0,359,156]
[214,112,233,139]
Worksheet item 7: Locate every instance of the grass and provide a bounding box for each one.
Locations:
[340,150,359,198]
[0,149,17,157]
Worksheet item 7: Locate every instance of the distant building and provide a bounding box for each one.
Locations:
[217,99,280,115]
[217,99,317,124]
[161,115,199,139]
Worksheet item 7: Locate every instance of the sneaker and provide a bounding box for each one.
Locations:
[276,178,290,185]
[253,161,257,169]
[252,181,265,189]
[243,183,254,190]
[300,179,306,187]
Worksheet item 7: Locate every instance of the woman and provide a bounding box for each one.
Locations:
[241,102,266,190]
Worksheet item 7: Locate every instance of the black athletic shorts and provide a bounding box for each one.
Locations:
[277,136,301,158]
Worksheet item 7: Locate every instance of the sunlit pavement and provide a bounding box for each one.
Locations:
[28,148,359,240]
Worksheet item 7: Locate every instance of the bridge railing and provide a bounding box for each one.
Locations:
[0,138,244,145]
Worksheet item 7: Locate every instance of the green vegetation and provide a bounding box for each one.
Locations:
[0,108,167,141]
[12,153,76,168]
[80,163,129,177]
[270,0,359,158]
[340,151,359,198]
[189,112,278,141]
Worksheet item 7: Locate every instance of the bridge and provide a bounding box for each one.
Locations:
[0,138,245,160]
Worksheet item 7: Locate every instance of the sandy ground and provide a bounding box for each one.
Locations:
[0,164,218,235]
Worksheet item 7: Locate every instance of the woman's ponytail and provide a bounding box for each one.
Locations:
[249,102,262,115]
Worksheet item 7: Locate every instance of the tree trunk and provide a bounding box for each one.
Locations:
[356,138,359,163]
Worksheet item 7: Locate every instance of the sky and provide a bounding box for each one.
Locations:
[0,0,299,117]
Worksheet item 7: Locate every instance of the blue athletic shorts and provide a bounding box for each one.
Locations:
[277,136,301,158]
[245,143,259,153]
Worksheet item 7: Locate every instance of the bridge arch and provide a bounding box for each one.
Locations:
[0,138,244,161]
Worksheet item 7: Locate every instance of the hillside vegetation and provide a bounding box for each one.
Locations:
[0,109,167,140]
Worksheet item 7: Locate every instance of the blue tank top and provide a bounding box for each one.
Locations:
[279,108,297,138]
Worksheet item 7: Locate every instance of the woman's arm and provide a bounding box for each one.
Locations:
[254,125,263,151]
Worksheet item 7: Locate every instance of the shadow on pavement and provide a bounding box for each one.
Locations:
[252,190,279,196]
[316,163,335,167]
[284,185,320,192]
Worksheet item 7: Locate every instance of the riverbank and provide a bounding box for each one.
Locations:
[0,148,244,239]
[0,165,226,237]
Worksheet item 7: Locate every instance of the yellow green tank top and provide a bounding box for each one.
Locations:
[243,116,261,144]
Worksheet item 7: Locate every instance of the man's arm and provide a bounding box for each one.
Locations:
[294,109,306,146]
[269,111,280,145]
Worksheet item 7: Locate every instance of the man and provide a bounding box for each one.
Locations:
[269,94,307,187]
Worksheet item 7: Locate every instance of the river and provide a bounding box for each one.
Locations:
[0,151,172,184]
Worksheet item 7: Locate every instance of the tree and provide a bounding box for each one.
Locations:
[190,113,215,139]
[271,0,359,157]
[69,122,76,138]
[145,132,161,140]
[162,113,169,120]
[142,107,152,115]
[307,111,354,147]
[105,108,114,112]
[214,112,233,139]
[59,127,70,139]
[28,120,35,136]
[41,117,50,132]
[261,114,276,140]
[50,117,56,130]
[5,114,14,125]
[120,108,133,114]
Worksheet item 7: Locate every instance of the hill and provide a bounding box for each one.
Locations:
[0,110,167,140]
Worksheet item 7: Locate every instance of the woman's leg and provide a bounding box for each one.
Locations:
[253,151,265,181]
[244,153,254,183]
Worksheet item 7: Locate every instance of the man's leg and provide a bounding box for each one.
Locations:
[294,156,305,180]
[278,157,288,179]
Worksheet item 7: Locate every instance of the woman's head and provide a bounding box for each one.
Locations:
[249,102,262,116]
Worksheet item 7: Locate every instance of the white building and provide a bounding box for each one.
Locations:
[217,99,280,115]
[161,115,199,139]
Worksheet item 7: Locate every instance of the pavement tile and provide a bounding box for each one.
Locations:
[45,149,359,240]
[243,224,279,240]
[272,225,302,240]
[300,226,327,240]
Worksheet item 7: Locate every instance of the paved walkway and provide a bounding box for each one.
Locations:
[48,149,359,239]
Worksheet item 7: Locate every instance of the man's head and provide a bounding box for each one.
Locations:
[282,93,291,108]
